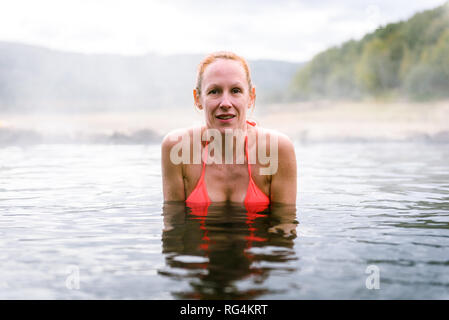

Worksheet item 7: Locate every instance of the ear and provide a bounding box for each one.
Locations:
[193,89,202,109]
[249,87,256,109]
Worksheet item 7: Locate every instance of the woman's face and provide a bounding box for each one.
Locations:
[195,59,255,132]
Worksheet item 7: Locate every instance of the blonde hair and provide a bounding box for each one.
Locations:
[195,51,253,94]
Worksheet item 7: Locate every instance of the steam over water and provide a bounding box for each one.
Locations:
[0,142,448,299]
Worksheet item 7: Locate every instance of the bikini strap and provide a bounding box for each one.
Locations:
[198,140,209,179]
[245,120,256,177]
[245,135,252,177]
[202,121,255,177]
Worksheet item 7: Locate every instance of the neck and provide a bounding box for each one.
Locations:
[203,125,248,163]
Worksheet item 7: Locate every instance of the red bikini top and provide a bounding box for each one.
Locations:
[186,120,270,213]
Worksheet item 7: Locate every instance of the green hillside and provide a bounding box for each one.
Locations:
[289,2,449,101]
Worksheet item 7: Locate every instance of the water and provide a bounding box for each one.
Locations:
[0,142,448,299]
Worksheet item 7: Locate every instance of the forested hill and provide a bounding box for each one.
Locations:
[289,2,449,101]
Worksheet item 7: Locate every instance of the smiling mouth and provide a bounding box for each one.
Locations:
[216,114,236,120]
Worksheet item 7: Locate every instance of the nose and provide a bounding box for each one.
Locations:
[219,92,232,109]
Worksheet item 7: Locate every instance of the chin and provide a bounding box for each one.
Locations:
[216,122,242,132]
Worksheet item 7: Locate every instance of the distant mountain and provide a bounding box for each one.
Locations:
[0,41,302,113]
[289,2,449,101]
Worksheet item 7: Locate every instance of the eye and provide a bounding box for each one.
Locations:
[231,87,242,94]
[208,88,219,95]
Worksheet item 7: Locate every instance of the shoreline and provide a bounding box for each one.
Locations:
[256,100,449,142]
[1,101,449,144]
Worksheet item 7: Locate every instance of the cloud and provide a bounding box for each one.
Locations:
[0,0,447,62]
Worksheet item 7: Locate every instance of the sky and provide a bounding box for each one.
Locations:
[0,0,447,62]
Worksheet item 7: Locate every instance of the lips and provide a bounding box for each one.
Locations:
[216,114,236,120]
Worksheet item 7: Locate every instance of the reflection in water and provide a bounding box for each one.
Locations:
[1,144,448,299]
[159,202,298,299]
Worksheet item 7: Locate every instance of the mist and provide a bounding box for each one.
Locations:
[0,41,301,145]
[1,2,448,145]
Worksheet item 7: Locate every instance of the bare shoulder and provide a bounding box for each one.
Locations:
[161,126,202,154]
[161,127,192,149]
[254,126,296,155]
[161,127,197,201]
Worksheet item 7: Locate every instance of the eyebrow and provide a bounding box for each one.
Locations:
[230,82,244,88]
[205,82,245,90]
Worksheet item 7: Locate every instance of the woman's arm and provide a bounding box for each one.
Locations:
[268,203,298,238]
[161,132,186,202]
[269,133,297,204]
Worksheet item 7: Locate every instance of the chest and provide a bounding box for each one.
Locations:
[184,162,268,202]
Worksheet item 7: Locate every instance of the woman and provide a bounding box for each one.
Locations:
[161,51,297,207]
